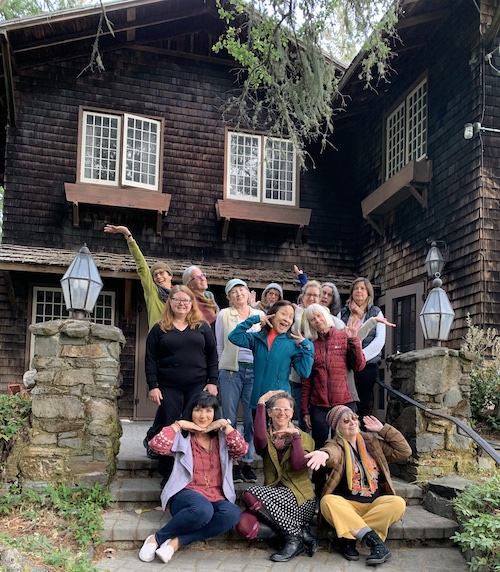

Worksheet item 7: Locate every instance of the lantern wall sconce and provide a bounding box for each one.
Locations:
[464,122,500,139]
[419,240,455,345]
[61,244,103,320]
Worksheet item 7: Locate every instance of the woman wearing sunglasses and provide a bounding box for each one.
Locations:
[182,265,220,327]
[236,390,317,563]
[305,405,412,566]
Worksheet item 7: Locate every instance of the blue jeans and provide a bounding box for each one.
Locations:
[218,364,255,464]
[291,381,307,431]
[155,489,241,546]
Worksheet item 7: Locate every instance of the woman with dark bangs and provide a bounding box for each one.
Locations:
[139,392,248,564]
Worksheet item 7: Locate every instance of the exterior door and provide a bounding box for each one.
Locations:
[375,281,426,419]
[134,307,157,419]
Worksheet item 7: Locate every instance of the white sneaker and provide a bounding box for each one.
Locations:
[138,535,158,562]
[156,540,175,563]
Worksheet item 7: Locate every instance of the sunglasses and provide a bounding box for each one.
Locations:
[190,273,207,282]
[342,415,359,424]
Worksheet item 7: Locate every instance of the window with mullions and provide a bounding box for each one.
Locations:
[386,78,427,180]
[32,287,115,326]
[392,294,416,353]
[226,131,297,205]
[80,110,161,191]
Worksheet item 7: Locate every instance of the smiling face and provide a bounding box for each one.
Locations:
[191,405,215,428]
[337,411,360,439]
[352,281,369,305]
[268,397,294,430]
[307,310,329,333]
[271,305,294,334]
[188,268,208,293]
[302,285,321,308]
[169,290,193,320]
[153,268,172,288]
[228,285,249,307]
[321,286,333,307]
[265,288,281,305]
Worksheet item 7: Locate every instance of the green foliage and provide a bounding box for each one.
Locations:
[0,483,110,571]
[0,393,31,462]
[213,0,400,164]
[461,314,500,422]
[451,474,500,572]
[0,0,91,21]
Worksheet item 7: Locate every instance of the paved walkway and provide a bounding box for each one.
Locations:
[95,545,468,571]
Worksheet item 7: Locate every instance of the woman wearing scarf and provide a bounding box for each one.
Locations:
[183,265,220,328]
[338,278,387,423]
[305,405,411,566]
[236,390,317,562]
[104,224,173,329]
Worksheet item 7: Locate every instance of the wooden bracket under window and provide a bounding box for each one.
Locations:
[64,183,171,235]
[215,199,311,245]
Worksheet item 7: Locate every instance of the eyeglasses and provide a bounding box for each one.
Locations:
[190,273,207,282]
[171,298,192,305]
[303,293,320,299]
[342,415,359,424]
[269,407,293,413]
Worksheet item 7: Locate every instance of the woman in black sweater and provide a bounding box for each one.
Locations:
[145,285,218,484]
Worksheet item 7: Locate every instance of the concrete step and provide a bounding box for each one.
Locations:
[109,476,423,509]
[102,504,458,547]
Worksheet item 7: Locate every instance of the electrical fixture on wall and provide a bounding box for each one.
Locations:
[464,122,500,139]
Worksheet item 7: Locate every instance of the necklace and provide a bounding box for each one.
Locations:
[194,436,214,488]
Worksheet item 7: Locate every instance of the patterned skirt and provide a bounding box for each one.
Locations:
[247,485,316,535]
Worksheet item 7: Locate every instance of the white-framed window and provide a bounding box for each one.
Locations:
[226,131,297,205]
[30,287,116,366]
[80,110,161,191]
[386,78,427,180]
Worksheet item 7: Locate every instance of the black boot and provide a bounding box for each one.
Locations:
[270,534,305,562]
[362,530,392,565]
[301,524,318,556]
[339,538,359,561]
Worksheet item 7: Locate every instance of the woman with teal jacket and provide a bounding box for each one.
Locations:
[228,300,314,410]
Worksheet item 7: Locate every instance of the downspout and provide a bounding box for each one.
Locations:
[0,30,16,128]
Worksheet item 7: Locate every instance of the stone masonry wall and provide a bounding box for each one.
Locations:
[386,347,477,482]
[5,320,125,486]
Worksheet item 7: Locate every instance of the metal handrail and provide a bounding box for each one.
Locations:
[376,379,500,467]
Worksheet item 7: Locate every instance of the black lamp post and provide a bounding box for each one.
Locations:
[61,245,103,320]
[419,241,455,346]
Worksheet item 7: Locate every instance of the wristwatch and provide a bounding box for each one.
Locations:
[222,418,232,429]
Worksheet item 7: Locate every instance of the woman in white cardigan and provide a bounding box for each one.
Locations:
[215,279,264,484]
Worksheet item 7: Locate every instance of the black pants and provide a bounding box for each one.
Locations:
[354,363,379,422]
[147,382,206,477]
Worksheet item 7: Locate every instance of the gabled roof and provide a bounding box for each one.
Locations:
[0,0,228,71]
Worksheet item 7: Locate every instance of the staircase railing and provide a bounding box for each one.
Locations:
[376,379,500,467]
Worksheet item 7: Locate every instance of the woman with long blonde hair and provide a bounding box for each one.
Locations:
[145,285,219,486]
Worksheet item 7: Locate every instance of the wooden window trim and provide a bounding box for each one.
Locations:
[64,182,171,235]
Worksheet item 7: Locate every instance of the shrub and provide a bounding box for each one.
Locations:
[451,474,500,572]
[461,315,500,424]
[0,392,31,464]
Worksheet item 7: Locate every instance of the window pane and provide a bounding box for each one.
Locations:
[386,103,405,179]
[406,79,427,163]
[124,116,160,189]
[264,137,295,203]
[228,133,259,199]
[82,112,118,184]
[392,294,416,352]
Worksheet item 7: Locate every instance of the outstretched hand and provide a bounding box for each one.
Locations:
[374,316,396,327]
[104,224,129,236]
[363,415,384,433]
[304,450,329,471]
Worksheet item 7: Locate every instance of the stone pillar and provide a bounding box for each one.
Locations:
[386,347,477,481]
[7,319,125,486]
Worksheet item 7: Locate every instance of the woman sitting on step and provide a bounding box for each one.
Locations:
[305,405,412,566]
[139,392,248,564]
[236,390,317,562]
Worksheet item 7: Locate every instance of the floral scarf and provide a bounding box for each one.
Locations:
[343,434,379,497]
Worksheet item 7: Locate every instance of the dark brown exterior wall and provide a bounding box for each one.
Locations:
[0,46,358,404]
[334,0,486,346]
